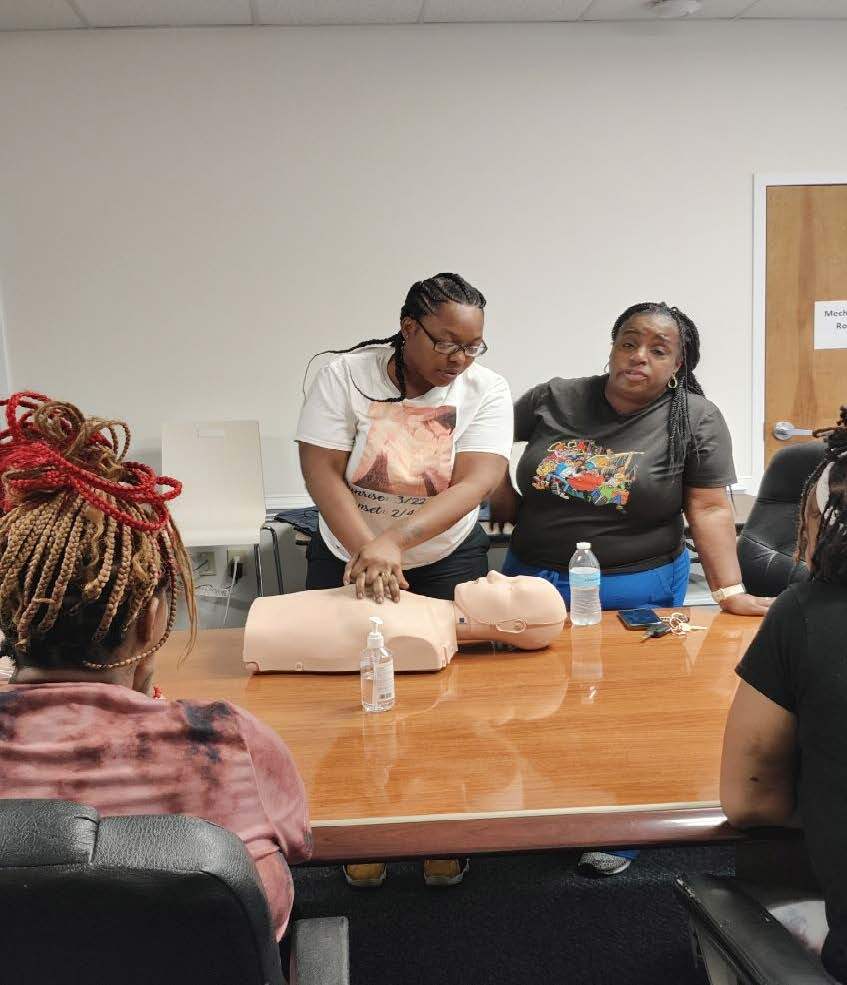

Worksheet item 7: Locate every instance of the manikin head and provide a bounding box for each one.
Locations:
[454,571,567,649]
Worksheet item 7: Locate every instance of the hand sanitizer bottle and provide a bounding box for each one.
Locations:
[360,616,395,713]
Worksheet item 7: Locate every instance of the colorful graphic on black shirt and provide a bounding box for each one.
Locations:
[532,439,643,510]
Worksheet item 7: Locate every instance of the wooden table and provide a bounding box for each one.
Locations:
[156,608,760,862]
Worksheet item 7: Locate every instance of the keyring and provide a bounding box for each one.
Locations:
[660,612,707,636]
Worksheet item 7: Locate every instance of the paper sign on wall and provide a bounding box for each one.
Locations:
[814,301,847,350]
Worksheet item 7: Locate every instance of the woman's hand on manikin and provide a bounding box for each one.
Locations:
[343,532,409,603]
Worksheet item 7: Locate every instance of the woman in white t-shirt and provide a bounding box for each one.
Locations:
[297,272,513,606]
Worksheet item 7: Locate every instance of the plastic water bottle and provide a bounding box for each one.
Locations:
[569,541,601,626]
[360,616,395,713]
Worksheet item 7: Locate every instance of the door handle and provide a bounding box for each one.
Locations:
[772,420,814,441]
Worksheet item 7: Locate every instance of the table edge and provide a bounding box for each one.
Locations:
[309,804,738,862]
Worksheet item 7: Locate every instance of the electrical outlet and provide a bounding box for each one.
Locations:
[193,550,216,578]
[227,549,245,567]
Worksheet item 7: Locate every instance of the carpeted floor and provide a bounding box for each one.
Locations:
[292,844,733,984]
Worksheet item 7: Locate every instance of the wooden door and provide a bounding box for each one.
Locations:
[765,184,847,463]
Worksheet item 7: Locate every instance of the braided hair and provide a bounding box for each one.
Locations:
[797,408,847,584]
[303,273,487,403]
[0,392,196,670]
[610,302,704,472]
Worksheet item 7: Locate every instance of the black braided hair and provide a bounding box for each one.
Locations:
[302,273,486,403]
[610,302,704,472]
[797,408,847,584]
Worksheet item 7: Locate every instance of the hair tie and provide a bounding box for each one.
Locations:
[0,394,178,532]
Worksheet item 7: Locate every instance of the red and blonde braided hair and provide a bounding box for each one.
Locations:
[0,392,196,670]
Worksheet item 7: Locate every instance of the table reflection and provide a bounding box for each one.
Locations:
[155,608,759,823]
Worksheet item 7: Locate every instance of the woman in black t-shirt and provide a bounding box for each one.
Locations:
[490,301,771,617]
[722,411,847,982]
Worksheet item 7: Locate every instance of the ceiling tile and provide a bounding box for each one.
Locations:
[742,0,847,17]
[583,0,756,18]
[0,0,84,30]
[423,0,592,22]
[4,0,838,30]
[257,0,424,25]
[74,0,251,28]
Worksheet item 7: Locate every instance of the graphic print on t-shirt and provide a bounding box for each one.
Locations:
[351,402,457,497]
[532,438,642,510]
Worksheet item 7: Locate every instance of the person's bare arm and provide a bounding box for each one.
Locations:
[684,485,772,616]
[487,469,521,527]
[388,451,508,550]
[721,679,799,828]
[343,451,508,600]
[297,442,381,559]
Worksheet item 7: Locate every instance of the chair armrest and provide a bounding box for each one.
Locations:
[674,875,832,985]
[290,917,350,985]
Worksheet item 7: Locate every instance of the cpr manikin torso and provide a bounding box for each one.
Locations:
[243,572,567,672]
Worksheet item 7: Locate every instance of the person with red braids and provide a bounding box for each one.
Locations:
[0,392,311,942]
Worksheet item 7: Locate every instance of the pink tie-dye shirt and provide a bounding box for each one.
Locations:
[0,682,311,939]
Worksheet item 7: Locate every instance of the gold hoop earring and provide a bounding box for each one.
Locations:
[667,374,678,390]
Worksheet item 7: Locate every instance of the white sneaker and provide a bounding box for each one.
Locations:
[578,852,632,877]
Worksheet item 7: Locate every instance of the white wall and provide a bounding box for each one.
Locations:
[1,20,846,497]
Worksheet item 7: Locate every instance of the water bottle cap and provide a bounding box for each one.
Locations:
[576,542,591,550]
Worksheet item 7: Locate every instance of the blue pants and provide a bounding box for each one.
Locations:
[501,549,690,610]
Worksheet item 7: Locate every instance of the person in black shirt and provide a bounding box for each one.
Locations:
[489,300,772,878]
[489,301,771,616]
[722,409,847,982]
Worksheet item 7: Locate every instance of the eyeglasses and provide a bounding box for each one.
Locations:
[414,320,488,358]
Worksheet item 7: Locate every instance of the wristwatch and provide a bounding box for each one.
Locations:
[711,583,745,603]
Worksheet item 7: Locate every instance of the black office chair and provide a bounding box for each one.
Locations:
[0,799,348,985]
[737,442,825,597]
[675,874,831,985]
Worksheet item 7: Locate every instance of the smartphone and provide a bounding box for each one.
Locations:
[617,608,663,630]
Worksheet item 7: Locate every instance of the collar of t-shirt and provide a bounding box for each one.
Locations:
[375,348,452,403]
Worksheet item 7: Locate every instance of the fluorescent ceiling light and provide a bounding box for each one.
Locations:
[650,0,703,17]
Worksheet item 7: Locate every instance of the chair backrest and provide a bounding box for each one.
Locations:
[0,799,284,985]
[162,420,266,547]
[738,441,826,597]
